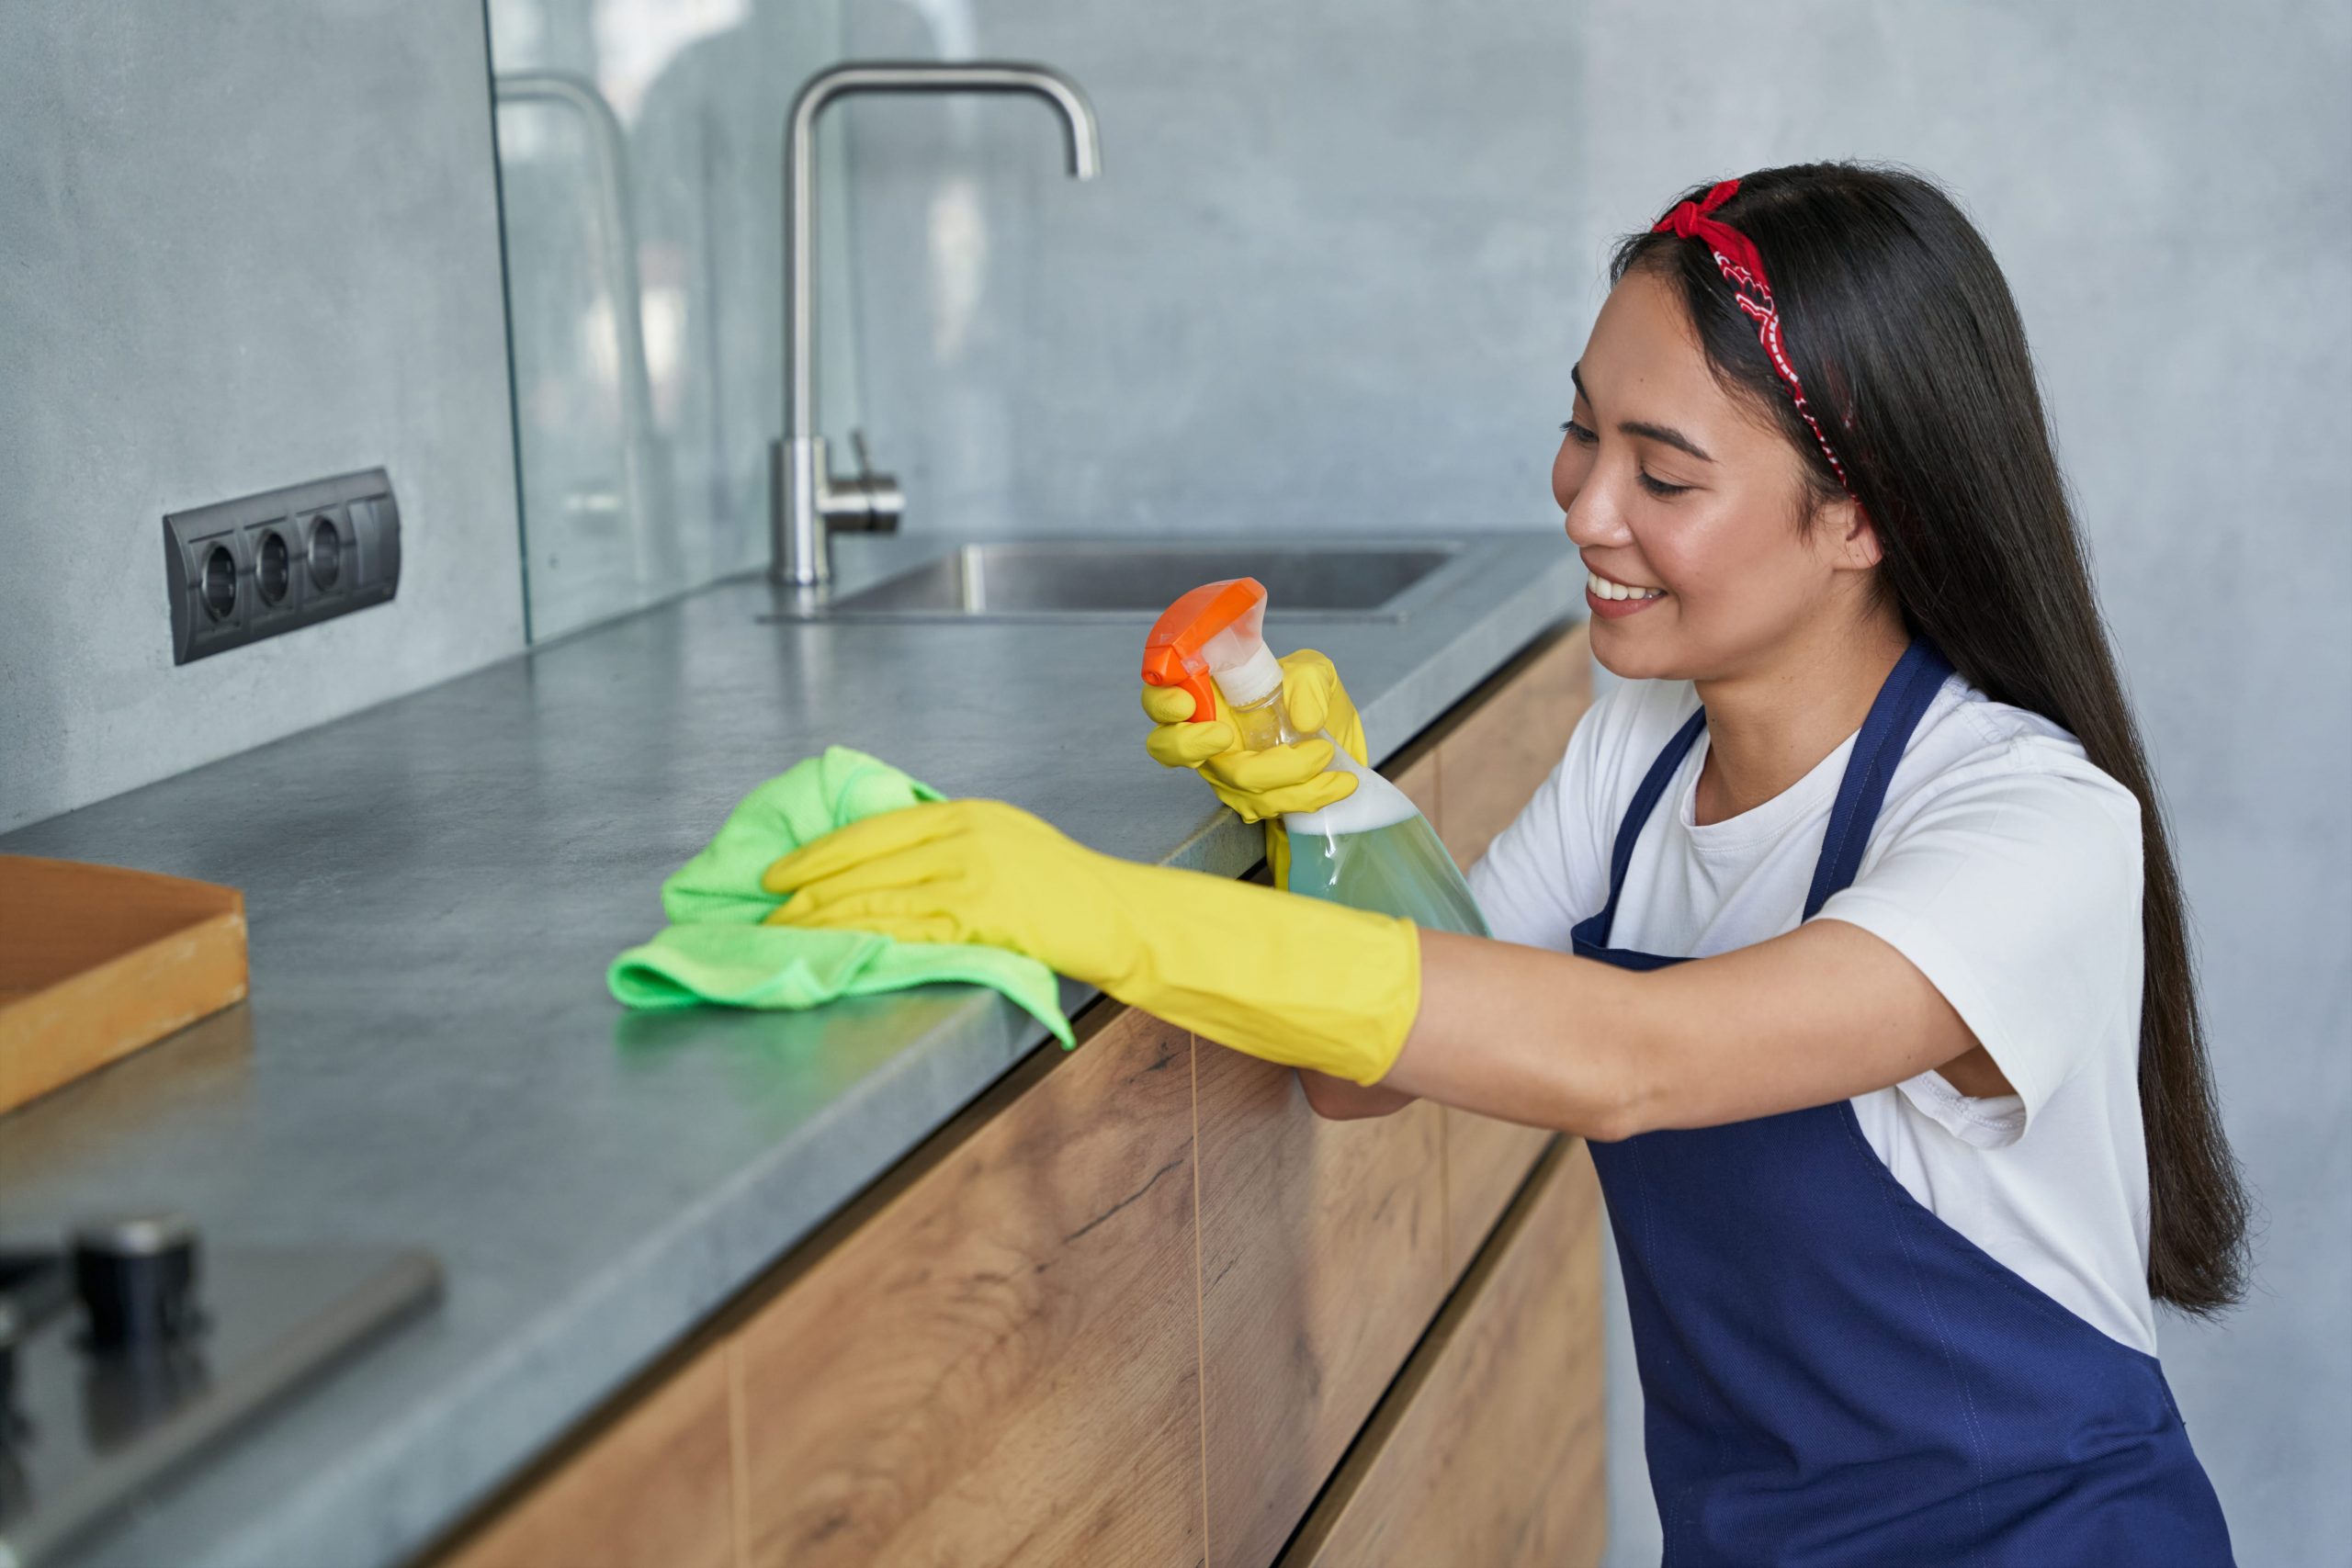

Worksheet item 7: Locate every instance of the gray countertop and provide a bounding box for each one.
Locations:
[0,530,1583,1568]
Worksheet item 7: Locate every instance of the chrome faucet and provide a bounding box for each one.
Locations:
[771,62,1102,588]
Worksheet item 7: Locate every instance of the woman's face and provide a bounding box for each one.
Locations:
[1552,265,1878,682]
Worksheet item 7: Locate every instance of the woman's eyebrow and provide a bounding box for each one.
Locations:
[1570,363,1717,464]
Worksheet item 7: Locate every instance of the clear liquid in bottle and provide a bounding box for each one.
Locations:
[1243,687,1490,938]
[1283,809,1490,936]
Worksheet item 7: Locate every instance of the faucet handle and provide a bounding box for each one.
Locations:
[822,429,902,534]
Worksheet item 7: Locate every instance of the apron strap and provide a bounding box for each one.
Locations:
[1801,638,1956,919]
[1581,706,1709,948]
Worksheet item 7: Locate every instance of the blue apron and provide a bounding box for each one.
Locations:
[1572,639,2232,1566]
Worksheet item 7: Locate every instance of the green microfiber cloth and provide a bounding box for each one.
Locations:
[606,746,1075,1046]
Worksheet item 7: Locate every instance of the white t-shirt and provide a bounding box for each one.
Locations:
[1468,670,2159,1353]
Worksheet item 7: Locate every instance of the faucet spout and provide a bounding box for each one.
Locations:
[774,62,1102,587]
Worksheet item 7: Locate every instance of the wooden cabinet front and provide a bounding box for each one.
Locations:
[1416,622,1594,1281]
[1283,1141,1608,1568]
[733,1006,1202,1568]
[1193,1049,1446,1567]
[440,1339,739,1568]
[1444,1112,1559,1280]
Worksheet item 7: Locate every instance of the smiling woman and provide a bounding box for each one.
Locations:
[770,163,2247,1565]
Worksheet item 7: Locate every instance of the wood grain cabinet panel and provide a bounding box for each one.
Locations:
[439,1340,738,1568]
[734,1008,1202,1568]
[1434,623,1593,872]
[1282,1142,1608,1568]
[1444,1115,1558,1282]
[1430,624,1592,1284]
[1194,1046,1447,1568]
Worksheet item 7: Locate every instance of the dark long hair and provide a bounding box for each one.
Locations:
[1612,163,2248,1314]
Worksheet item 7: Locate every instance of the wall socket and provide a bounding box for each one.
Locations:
[164,468,401,665]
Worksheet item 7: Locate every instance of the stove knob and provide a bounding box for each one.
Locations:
[72,1213,201,1354]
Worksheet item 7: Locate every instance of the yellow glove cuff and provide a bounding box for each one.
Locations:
[1095,860,1422,1087]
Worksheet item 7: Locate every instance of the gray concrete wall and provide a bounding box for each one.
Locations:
[834,0,1582,543]
[0,0,523,832]
[833,1,2352,1562]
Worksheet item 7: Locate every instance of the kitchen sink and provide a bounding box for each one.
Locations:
[769,541,1465,622]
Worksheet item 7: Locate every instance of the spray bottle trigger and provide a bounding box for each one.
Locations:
[1141,645,1219,725]
[1142,577,1269,726]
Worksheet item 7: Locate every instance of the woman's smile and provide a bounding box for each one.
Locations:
[1585,564,1669,617]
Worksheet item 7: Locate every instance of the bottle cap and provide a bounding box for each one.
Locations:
[1218,641,1284,708]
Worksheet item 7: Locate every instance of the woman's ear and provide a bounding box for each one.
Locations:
[1822,495,1883,571]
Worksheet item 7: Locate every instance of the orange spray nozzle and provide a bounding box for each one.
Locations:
[1141,577,1270,722]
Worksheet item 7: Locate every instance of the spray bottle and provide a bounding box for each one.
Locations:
[1143,578,1488,936]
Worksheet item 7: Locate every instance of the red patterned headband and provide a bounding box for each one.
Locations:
[1652,179,1857,500]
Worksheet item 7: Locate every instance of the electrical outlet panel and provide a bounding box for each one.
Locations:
[164,468,401,665]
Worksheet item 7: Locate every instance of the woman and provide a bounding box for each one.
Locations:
[765,164,2247,1562]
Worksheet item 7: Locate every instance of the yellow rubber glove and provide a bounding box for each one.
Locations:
[1139,649,1368,892]
[761,799,1420,1086]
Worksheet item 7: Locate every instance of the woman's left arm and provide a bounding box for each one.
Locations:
[1382,921,2008,1140]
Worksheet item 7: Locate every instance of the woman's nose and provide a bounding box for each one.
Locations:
[1562,481,1633,550]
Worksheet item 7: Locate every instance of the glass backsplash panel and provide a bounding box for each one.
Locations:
[484,0,862,640]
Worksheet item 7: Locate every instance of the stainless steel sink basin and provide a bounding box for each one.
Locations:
[775,541,1464,622]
